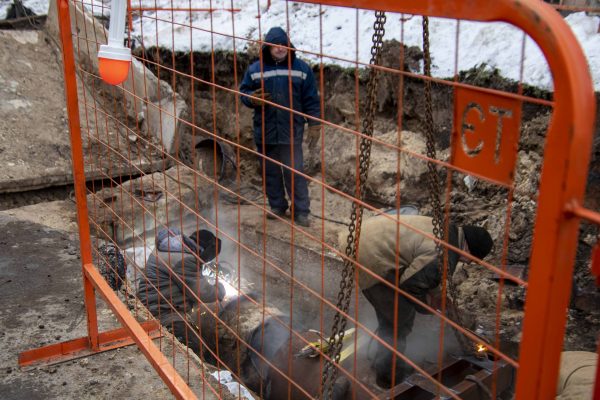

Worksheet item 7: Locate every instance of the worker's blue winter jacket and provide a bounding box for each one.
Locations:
[239,27,320,145]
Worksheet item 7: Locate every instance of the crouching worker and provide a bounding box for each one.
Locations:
[555,351,597,399]
[197,293,350,400]
[138,228,225,354]
[347,214,493,388]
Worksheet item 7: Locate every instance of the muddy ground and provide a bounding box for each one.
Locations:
[0,29,72,192]
[0,209,184,399]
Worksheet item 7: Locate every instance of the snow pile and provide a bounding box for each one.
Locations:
[130,1,599,91]
[0,0,107,18]
[210,370,253,400]
[1,0,599,90]
[0,0,49,18]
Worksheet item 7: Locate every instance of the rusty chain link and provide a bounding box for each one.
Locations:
[422,16,472,355]
[320,11,387,399]
[422,16,444,250]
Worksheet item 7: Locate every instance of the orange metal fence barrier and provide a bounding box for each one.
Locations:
[18,0,598,399]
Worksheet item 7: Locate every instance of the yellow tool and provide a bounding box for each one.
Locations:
[296,328,356,359]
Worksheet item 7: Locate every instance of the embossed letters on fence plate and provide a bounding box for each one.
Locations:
[452,87,522,185]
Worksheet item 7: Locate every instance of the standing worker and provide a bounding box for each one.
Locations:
[240,27,321,227]
[345,214,493,388]
[138,228,225,354]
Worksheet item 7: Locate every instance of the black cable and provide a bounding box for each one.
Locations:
[465,374,493,399]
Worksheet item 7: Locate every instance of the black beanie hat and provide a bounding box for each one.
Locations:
[189,229,222,262]
[462,225,493,260]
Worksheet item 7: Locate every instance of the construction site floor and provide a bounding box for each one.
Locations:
[0,204,224,400]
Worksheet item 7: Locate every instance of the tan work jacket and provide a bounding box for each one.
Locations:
[556,351,597,399]
[341,215,441,289]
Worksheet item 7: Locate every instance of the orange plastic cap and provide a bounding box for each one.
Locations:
[98,57,131,85]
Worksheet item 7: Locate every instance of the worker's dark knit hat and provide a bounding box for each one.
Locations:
[189,230,222,262]
[462,225,493,260]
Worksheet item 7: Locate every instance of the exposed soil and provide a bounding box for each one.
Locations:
[0,185,72,210]
[2,20,598,399]
[0,27,165,195]
[0,29,72,192]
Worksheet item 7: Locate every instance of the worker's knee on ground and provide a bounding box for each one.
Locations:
[556,351,597,399]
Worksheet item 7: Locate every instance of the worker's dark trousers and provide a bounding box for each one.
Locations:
[258,143,310,216]
[362,282,416,388]
[170,320,202,355]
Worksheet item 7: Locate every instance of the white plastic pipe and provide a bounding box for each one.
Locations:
[107,0,126,47]
[98,0,131,84]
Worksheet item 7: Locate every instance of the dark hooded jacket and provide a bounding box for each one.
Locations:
[239,27,321,145]
[138,228,222,325]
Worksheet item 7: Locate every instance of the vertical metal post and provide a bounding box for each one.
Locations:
[127,0,132,31]
[56,0,99,350]
[595,338,600,399]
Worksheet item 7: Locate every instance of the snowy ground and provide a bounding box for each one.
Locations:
[2,0,599,90]
[0,0,48,17]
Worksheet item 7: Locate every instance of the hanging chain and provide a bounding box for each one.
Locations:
[422,16,472,355]
[320,11,387,399]
[422,16,444,251]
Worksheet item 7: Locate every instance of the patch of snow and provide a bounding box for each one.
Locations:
[0,0,107,18]
[2,0,599,90]
[0,0,49,19]
[210,370,254,400]
[127,1,600,91]
[83,0,110,18]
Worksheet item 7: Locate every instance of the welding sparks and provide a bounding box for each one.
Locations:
[202,260,240,298]
[476,344,487,353]
[221,280,239,298]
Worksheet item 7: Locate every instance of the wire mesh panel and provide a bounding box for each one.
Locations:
[35,0,598,398]
[545,0,600,14]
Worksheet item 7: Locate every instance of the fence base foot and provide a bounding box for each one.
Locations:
[18,320,162,369]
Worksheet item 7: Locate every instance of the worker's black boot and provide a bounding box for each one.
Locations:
[375,363,408,389]
[267,208,286,220]
[295,214,310,227]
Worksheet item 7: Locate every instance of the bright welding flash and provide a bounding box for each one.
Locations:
[97,0,131,85]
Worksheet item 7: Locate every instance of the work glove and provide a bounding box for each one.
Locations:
[250,88,272,106]
[306,124,321,149]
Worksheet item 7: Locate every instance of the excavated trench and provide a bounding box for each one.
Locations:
[133,41,600,358]
[4,34,597,396]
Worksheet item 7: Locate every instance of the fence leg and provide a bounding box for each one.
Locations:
[56,0,100,349]
[18,321,162,368]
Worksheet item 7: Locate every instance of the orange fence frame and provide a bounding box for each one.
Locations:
[18,0,597,399]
